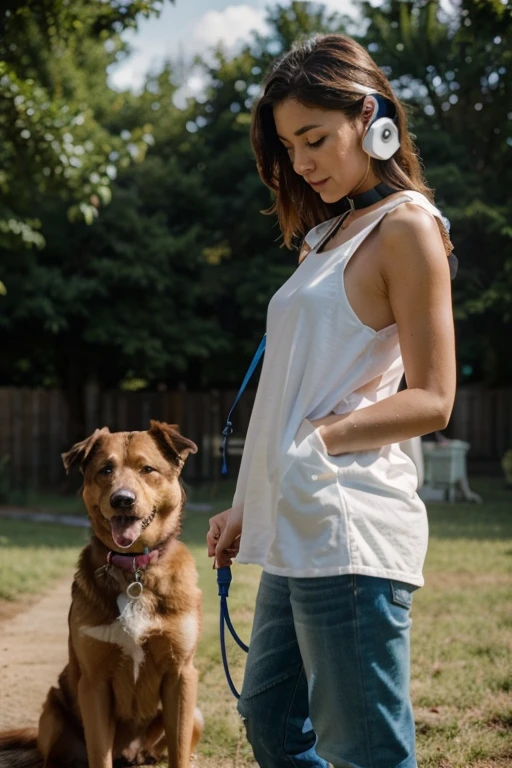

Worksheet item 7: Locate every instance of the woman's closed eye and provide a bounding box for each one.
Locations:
[306,137,326,149]
[283,137,326,153]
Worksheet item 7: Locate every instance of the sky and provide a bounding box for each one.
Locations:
[108,0,359,92]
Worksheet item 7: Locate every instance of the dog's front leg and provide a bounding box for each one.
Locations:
[161,664,198,768]
[78,675,115,768]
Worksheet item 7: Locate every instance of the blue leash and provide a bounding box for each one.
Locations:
[220,334,266,476]
[217,565,249,699]
[218,335,266,697]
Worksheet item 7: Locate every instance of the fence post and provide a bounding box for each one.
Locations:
[85,377,100,436]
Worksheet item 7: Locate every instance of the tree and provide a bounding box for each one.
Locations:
[0,2,348,439]
[0,0,171,255]
[0,0,176,438]
[2,0,511,446]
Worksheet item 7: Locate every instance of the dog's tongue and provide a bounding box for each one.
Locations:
[110,517,143,549]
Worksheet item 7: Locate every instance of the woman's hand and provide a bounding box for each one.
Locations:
[206,505,243,568]
[309,414,346,456]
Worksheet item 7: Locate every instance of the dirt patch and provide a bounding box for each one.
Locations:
[0,596,37,625]
[0,574,73,730]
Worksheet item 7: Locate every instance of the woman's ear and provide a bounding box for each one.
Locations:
[360,96,377,132]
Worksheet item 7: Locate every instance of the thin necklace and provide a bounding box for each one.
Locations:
[315,209,352,254]
[317,159,372,252]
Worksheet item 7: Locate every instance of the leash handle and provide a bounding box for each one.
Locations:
[220,602,241,699]
[221,334,266,476]
[217,567,249,651]
[217,566,249,699]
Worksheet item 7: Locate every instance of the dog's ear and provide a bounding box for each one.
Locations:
[61,427,110,474]
[149,421,198,467]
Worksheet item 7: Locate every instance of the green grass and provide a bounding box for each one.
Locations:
[0,520,89,600]
[408,479,512,768]
[0,477,511,767]
[3,486,85,516]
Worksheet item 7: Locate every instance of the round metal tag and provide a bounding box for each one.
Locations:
[126,581,144,600]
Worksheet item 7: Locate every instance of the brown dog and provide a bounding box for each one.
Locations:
[0,421,203,768]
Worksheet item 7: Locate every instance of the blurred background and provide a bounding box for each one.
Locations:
[1,4,511,766]
[0,0,511,490]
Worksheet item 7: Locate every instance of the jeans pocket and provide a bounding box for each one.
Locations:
[389,580,418,610]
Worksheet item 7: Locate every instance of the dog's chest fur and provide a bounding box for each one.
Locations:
[80,592,199,683]
[81,592,160,681]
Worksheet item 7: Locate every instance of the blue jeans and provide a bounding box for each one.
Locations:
[237,572,418,768]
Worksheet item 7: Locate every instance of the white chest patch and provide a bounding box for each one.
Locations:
[81,593,161,682]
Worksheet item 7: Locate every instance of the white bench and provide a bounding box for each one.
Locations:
[421,439,481,503]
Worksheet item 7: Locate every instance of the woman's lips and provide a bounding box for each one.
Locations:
[309,178,329,189]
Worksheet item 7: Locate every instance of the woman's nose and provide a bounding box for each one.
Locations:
[293,150,314,176]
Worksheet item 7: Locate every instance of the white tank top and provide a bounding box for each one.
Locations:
[233,191,445,586]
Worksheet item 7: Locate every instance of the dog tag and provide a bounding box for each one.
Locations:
[126,581,144,600]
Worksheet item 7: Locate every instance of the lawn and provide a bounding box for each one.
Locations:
[0,478,511,767]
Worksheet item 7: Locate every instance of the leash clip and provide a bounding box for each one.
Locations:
[222,422,234,438]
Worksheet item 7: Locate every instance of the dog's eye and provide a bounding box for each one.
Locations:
[98,464,113,476]
[141,465,155,474]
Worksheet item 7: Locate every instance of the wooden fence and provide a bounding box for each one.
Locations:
[0,385,510,490]
[0,387,255,489]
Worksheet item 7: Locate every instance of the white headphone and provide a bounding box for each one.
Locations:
[353,84,400,161]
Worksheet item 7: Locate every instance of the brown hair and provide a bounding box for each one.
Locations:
[250,33,452,256]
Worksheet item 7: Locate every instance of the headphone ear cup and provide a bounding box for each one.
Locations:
[362,117,400,160]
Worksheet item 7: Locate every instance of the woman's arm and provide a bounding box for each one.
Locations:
[313,203,456,455]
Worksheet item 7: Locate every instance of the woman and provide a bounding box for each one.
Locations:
[206,33,456,768]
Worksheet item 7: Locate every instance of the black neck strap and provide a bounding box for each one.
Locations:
[347,182,397,210]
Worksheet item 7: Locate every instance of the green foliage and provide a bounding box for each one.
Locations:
[1,0,511,437]
[0,0,171,250]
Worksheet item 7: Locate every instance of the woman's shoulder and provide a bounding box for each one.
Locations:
[383,195,440,234]
[379,195,448,272]
[388,190,447,228]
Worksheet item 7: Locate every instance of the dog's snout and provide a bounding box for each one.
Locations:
[110,489,136,510]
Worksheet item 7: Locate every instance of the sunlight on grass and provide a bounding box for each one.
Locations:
[0,478,511,766]
[0,520,88,600]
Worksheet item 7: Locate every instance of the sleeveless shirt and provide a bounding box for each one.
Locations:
[233,191,445,586]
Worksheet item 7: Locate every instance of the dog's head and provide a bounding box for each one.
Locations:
[62,421,198,552]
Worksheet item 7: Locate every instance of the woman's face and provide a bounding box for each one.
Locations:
[273,98,377,203]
